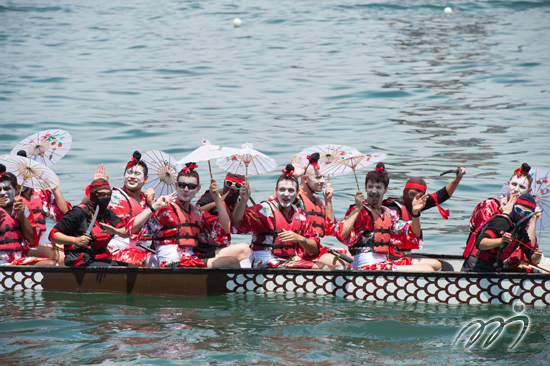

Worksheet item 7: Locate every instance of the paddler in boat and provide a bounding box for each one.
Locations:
[196,172,252,268]
[465,163,533,259]
[50,178,133,267]
[461,193,543,272]
[0,164,56,266]
[231,164,332,269]
[335,163,438,271]
[383,167,466,264]
[15,150,70,266]
[127,163,240,268]
[286,152,350,268]
[104,152,156,266]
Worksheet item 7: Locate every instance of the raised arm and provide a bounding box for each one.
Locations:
[339,191,364,240]
[130,192,176,234]
[51,186,69,214]
[209,179,230,233]
[445,167,466,197]
[410,193,429,238]
[14,198,35,244]
[231,182,250,229]
[323,183,335,223]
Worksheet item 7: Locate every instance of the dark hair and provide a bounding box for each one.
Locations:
[0,164,17,190]
[124,151,148,177]
[365,162,389,189]
[277,164,299,190]
[509,162,533,188]
[177,162,200,184]
[305,152,320,175]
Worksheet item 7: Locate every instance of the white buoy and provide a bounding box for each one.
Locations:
[444,7,453,14]
[233,18,242,28]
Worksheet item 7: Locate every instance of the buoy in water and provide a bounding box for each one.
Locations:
[233,18,242,28]
[444,7,453,14]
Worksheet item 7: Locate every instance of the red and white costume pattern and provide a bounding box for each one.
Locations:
[126,203,226,267]
[335,205,421,270]
[234,201,320,268]
[26,189,72,245]
[106,187,152,266]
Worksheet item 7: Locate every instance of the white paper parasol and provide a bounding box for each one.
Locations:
[216,142,277,181]
[528,168,550,230]
[177,140,238,178]
[141,150,183,198]
[320,153,387,190]
[0,154,60,193]
[11,129,72,166]
[296,144,362,169]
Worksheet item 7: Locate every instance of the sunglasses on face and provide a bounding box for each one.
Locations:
[225,180,242,189]
[95,191,112,197]
[178,182,198,190]
[514,206,531,216]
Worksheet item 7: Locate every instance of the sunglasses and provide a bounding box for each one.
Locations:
[514,206,531,216]
[225,180,242,189]
[178,182,198,190]
[95,191,112,197]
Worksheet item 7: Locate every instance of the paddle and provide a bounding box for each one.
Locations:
[439,167,461,177]
[137,243,156,254]
[327,248,354,264]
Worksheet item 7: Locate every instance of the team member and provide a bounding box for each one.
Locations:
[196,172,251,267]
[106,151,156,266]
[289,153,348,268]
[127,163,239,268]
[462,194,542,272]
[231,164,330,269]
[335,163,437,271]
[465,163,533,257]
[0,165,56,266]
[50,178,131,267]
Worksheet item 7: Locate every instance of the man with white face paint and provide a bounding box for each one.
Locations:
[232,164,330,269]
[465,163,534,258]
[0,164,56,266]
[127,162,239,268]
[335,163,439,272]
[106,151,156,266]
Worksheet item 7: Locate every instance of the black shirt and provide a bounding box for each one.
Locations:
[386,186,450,219]
[52,206,122,238]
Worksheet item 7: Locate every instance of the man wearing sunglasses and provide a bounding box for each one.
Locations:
[196,172,251,267]
[50,178,131,267]
[462,193,542,272]
[127,164,240,268]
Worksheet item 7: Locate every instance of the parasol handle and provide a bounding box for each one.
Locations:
[352,168,360,191]
[207,160,213,179]
[152,180,162,190]
[245,163,248,182]
[18,178,27,197]
[529,262,550,274]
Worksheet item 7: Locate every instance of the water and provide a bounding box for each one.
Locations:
[1,0,550,363]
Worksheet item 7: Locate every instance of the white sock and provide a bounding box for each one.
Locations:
[239,258,252,268]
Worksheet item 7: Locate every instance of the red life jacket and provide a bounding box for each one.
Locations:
[0,207,24,251]
[26,191,47,233]
[466,214,524,267]
[298,191,326,237]
[464,198,501,257]
[383,197,412,221]
[252,202,303,258]
[351,205,393,255]
[152,203,200,248]
[70,204,116,252]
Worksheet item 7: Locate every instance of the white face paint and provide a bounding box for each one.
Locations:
[305,167,325,193]
[124,165,147,191]
[277,180,298,208]
[366,180,387,207]
[507,175,531,198]
[176,176,200,202]
[0,181,16,206]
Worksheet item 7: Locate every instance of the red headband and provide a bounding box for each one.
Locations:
[0,172,5,178]
[306,155,320,171]
[405,182,427,193]
[85,182,111,196]
[516,198,536,211]
[225,176,244,184]
[375,166,385,173]
[182,163,198,173]
[282,168,294,177]
[514,167,529,178]
[126,157,139,170]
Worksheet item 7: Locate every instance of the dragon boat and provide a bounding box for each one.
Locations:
[1,254,549,307]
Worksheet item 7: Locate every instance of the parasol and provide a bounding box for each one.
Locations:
[141,150,183,198]
[0,155,60,194]
[216,142,277,181]
[296,144,362,169]
[11,129,72,166]
[319,153,387,190]
[530,168,550,230]
[177,140,238,179]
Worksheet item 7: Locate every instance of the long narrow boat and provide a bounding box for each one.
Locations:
[1,254,549,306]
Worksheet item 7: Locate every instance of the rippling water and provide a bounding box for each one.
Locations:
[1,0,550,363]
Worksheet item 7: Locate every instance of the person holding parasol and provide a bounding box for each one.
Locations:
[335,163,438,271]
